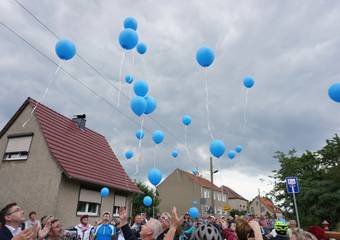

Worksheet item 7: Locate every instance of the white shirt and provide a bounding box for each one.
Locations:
[5,225,22,237]
[74,224,93,240]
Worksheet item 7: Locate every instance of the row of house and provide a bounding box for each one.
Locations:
[157,168,281,218]
[0,98,281,227]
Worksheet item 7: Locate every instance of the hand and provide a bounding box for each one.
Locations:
[248,220,261,233]
[220,220,227,230]
[12,228,35,240]
[170,207,180,229]
[118,207,128,226]
[38,217,53,239]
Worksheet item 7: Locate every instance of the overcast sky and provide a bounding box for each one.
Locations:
[1,0,340,200]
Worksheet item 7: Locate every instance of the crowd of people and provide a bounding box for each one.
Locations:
[0,202,331,240]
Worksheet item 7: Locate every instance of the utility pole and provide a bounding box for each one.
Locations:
[210,157,215,215]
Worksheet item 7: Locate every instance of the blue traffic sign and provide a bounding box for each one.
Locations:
[285,176,299,193]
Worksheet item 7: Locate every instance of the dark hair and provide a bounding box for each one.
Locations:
[0,203,17,224]
[29,211,37,218]
[80,215,89,221]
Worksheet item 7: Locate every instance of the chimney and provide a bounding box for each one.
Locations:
[72,114,86,130]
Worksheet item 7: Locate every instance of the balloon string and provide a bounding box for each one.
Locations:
[242,89,249,132]
[22,61,62,127]
[132,50,135,65]
[154,144,158,168]
[184,126,190,160]
[204,69,214,140]
[117,51,126,108]
[133,117,145,176]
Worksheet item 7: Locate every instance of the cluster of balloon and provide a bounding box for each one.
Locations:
[171,150,178,158]
[328,83,340,103]
[125,150,134,160]
[188,207,200,219]
[143,196,153,207]
[148,168,162,186]
[100,187,110,198]
[210,139,226,158]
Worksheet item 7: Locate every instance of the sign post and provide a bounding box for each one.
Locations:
[285,176,301,229]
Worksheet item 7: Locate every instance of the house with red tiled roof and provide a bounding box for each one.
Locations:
[221,185,248,212]
[0,98,140,227]
[157,169,229,216]
[249,196,282,218]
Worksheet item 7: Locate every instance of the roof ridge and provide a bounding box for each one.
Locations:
[28,97,107,139]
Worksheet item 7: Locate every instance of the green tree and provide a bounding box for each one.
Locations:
[131,181,161,218]
[270,135,340,229]
[230,209,247,217]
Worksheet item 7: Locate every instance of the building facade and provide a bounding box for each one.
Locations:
[221,185,248,212]
[157,169,228,216]
[249,196,282,218]
[0,98,140,227]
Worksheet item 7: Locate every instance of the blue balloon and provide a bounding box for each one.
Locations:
[130,96,147,116]
[55,39,76,60]
[125,74,133,84]
[228,150,236,160]
[143,196,152,207]
[125,150,134,159]
[152,130,164,144]
[182,115,192,126]
[123,17,138,30]
[328,83,340,103]
[135,130,144,140]
[148,168,162,186]
[144,96,157,114]
[235,145,242,153]
[196,47,215,67]
[137,42,147,55]
[133,80,149,97]
[192,168,199,175]
[171,150,178,158]
[243,76,255,88]
[210,140,225,158]
[188,207,200,219]
[100,187,110,198]
[119,29,139,50]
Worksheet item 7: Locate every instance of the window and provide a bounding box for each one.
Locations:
[77,188,101,216]
[222,194,227,202]
[217,193,221,201]
[204,190,210,198]
[4,135,32,160]
[113,195,126,216]
[261,207,265,213]
[217,208,223,215]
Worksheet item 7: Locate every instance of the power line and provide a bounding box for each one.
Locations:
[12,0,179,141]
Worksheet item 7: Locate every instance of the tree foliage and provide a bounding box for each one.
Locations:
[270,135,340,229]
[131,181,161,218]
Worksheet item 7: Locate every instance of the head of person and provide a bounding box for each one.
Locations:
[48,218,63,238]
[159,212,171,230]
[183,213,190,221]
[208,216,216,224]
[0,203,25,227]
[134,215,143,225]
[289,220,297,229]
[275,219,288,236]
[28,211,37,221]
[80,215,89,225]
[307,226,326,240]
[192,223,222,240]
[235,218,254,240]
[140,218,163,240]
[102,211,111,223]
[291,230,318,240]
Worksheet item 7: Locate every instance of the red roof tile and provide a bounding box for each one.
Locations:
[260,197,282,213]
[18,98,140,193]
[178,169,221,191]
[221,185,248,201]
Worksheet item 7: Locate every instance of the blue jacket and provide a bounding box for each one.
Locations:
[94,224,116,240]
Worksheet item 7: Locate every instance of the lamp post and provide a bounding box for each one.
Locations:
[210,157,218,215]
